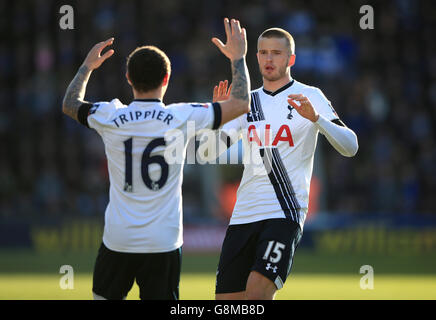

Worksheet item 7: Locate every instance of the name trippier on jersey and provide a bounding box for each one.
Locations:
[111,109,174,128]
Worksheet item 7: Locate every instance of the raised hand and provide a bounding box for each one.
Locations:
[82,38,115,70]
[63,38,114,122]
[212,18,247,61]
[213,80,232,102]
[288,94,319,122]
[208,18,250,126]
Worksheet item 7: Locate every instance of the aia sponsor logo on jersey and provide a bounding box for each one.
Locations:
[247,124,294,147]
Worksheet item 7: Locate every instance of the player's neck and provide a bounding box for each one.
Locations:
[262,74,293,93]
[133,88,164,101]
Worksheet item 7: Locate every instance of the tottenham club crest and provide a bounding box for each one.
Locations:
[287,105,294,120]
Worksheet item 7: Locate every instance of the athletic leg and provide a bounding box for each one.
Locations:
[135,248,181,300]
[248,219,302,300]
[215,223,259,299]
[245,271,277,300]
[92,243,136,300]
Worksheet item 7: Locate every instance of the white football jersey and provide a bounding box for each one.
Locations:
[83,98,221,253]
[221,79,338,230]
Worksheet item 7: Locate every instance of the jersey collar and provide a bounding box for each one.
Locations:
[133,98,162,103]
[262,79,295,97]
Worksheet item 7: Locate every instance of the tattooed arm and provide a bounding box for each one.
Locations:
[211,18,251,126]
[62,38,114,121]
[62,65,92,121]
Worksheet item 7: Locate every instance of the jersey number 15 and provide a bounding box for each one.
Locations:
[123,137,168,192]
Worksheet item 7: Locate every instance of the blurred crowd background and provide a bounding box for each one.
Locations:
[1,0,435,223]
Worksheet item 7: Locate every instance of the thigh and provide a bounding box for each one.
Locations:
[135,247,182,300]
[215,222,260,294]
[252,219,302,290]
[92,243,137,300]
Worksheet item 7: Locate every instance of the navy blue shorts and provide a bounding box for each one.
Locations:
[92,243,181,300]
[215,218,302,294]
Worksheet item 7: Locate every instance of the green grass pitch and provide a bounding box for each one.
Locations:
[1,273,436,300]
[0,250,435,300]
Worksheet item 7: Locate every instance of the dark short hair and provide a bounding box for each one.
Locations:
[258,28,295,55]
[126,46,171,93]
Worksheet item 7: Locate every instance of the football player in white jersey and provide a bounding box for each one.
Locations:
[212,28,359,300]
[62,18,251,300]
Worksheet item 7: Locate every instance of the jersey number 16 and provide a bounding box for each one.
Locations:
[123,137,168,192]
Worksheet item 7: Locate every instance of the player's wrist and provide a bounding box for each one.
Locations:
[230,55,246,62]
[80,63,92,72]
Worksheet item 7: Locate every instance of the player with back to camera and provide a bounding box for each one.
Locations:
[211,27,359,300]
[62,18,251,300]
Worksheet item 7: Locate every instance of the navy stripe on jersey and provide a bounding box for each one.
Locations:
[260,148,300,222]
[247,92,265,122]
[271,148,300,220]
[254,92,265,120]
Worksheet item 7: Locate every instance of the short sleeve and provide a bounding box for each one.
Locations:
[221,115,243,145]
[78,99,123,134]
[308,88,339,121]
[168,102,222,132]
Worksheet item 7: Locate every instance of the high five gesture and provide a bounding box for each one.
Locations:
[62,37,115,121]
[212,18,247,61]
[211,18,250,125]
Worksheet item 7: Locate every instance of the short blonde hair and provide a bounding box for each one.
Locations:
[258,28,295,55]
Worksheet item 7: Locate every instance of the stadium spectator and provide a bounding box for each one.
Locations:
[0,0,435,221]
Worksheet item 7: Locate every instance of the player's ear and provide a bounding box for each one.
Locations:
[126,72,132,86]
[288,54,296,68]
[162,73,170,87]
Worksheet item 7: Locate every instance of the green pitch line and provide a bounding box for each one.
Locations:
[0,274,435,300]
